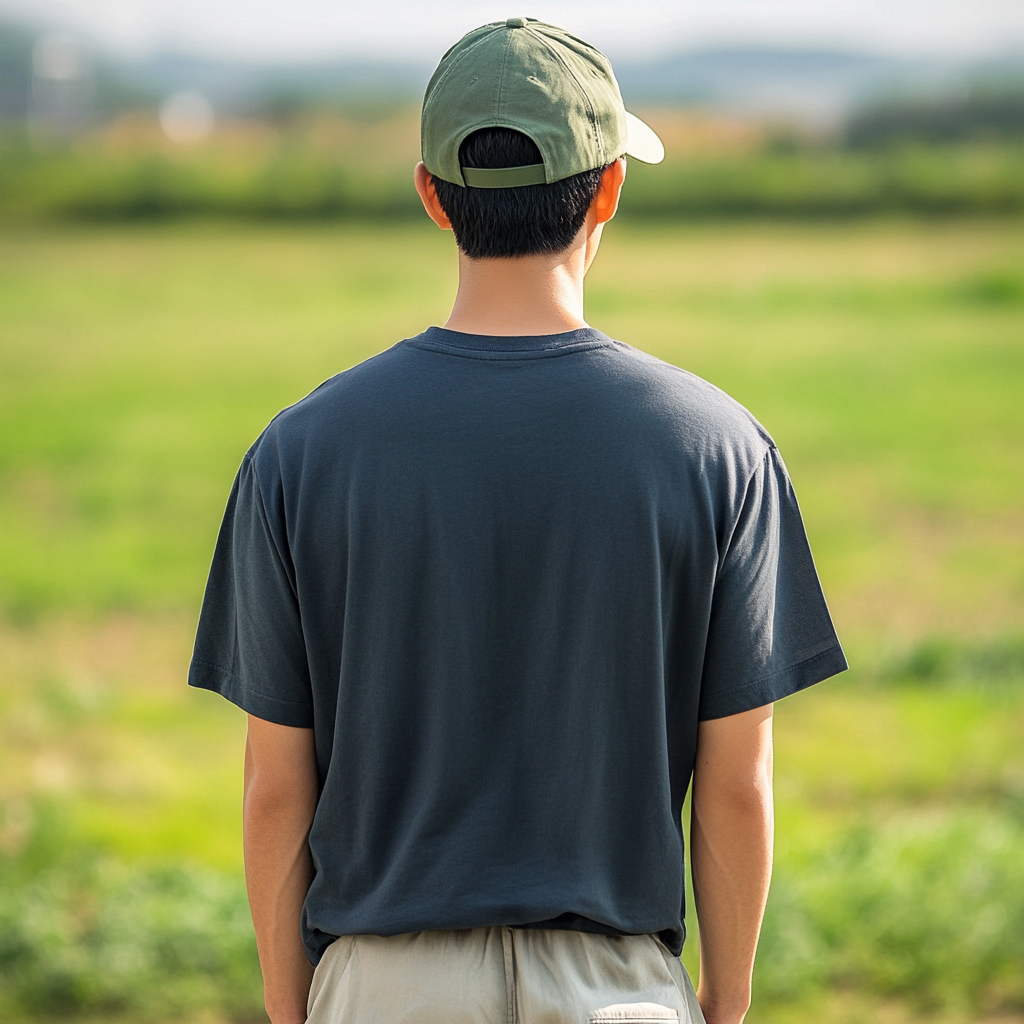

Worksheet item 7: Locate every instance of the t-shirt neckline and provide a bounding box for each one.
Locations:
[418,325,610,355]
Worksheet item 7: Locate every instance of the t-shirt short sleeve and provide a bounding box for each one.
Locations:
[698,445,847,720]
[188,452,314,727]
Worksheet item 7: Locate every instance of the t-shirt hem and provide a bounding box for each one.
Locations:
[188,659,315,728]
[519,916,686,958]
[304,912,685,963]
[698,642,848,720]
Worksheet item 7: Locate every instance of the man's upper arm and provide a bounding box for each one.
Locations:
[693,704,774,800]
[244,714,318,796]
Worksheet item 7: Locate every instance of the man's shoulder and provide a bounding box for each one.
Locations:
[245,331,775,482]
[280,341,411,421]
[245,341,415,465]
[598,337,775,458]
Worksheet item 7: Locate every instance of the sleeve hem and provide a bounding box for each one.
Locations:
[188,659,315,728]
[698,642,848,721]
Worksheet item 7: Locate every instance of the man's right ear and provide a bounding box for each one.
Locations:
[592,159,627,225]
[414,162,452,231]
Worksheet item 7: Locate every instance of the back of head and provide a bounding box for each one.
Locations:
[420,18,665,261]
[432,129,606,259]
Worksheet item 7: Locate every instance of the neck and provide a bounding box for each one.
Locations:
[443,223,602,337]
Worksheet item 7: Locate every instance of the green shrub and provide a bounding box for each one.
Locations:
[4,804,1023,1020]
[756,815,1024,1013]
[886,636,1024,685]
[0,808,262,1022]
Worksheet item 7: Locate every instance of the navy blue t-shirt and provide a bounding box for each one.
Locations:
[189,326,846,962]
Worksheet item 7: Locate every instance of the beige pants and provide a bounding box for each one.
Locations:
[306,928,706,1024]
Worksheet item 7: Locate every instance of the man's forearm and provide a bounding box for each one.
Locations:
[243,721,318,1024]
[690,706,774,1024]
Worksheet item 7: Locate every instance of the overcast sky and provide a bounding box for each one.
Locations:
[3,0,1024,61]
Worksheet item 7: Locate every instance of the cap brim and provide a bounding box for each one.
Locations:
[623,111,665,164]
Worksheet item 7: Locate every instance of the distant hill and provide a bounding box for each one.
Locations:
[1,16,1022,129]
[0,20,431,123]
[114,51,431,115]
[0,21,35,120]
[614,48,967,124]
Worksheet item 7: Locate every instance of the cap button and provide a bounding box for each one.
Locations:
[505,16,527,28]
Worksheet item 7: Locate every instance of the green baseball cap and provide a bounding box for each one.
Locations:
[422,17,665,188]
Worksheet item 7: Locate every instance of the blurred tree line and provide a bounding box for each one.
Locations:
[1,15,1023,220]
[2,130,1022,221]
[847,84,1024,146]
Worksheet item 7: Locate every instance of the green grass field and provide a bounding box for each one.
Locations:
[1,219,1023,1023]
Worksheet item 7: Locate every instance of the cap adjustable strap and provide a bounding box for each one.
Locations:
[461,163,546,188]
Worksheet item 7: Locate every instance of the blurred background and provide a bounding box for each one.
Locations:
[0,2,1022,1022]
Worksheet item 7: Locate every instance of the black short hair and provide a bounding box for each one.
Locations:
[431,128,607,260]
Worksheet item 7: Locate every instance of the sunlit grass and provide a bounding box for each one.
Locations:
[2,220,1021,640]
[1,219,1023,1021]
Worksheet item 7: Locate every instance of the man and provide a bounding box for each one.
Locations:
[189,17,846,1024]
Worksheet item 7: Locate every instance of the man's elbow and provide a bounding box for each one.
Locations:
[245,769,306,817]
[692,750,773,825]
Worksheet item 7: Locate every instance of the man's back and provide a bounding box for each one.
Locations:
[191,325,844,964]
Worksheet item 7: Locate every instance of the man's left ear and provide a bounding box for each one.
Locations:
[593,158,627,225]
